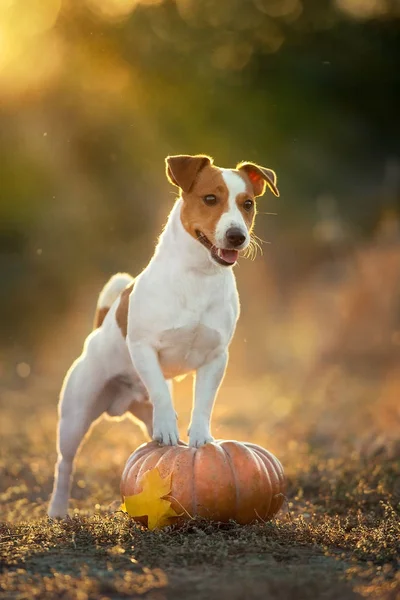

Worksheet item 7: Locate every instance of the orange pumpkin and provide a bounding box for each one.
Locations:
[120,440,285,525]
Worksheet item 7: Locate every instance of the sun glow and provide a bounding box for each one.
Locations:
[335,0,389,19]
[0,0,62,100]
[85,0,164,21]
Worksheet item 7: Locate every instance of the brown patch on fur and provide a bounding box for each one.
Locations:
[116,282,134,338]
[235,190,257,232]
[93,306,110,330]
[180,164,230,244]
[237,162,279,197]
[166,155,212,193]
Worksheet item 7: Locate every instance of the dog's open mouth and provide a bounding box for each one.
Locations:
[195,230,239,267]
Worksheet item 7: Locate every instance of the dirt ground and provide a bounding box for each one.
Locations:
[1,368,399,600]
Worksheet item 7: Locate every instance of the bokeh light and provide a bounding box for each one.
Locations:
[335,0,389,20]
[0,0,62,100]
[85,0,164,22]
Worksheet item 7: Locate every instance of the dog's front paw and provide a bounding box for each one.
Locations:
[153,408,179,445]
[48,502,69,519]
[188,424,214,448]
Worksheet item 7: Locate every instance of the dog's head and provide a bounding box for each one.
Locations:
[166,154,279,267]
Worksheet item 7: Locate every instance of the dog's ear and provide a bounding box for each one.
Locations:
[237,162,279,197]
[165,155,213,193]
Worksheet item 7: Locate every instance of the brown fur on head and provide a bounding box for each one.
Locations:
[166,155,213,193]
[237,162,279,198]
[165,154,279,265]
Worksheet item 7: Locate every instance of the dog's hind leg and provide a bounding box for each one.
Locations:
[103,375,154,439]
[48,333,108,518]
[129,399,153,438]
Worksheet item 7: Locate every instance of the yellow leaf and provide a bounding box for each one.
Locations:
[122,467,181,530]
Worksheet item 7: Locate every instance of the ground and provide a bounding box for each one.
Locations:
[1,374,399,600]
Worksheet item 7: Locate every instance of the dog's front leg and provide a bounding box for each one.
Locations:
[128,342,179,445]
[189,351,228,448]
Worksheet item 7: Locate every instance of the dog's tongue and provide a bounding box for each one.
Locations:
[218,249,239,264]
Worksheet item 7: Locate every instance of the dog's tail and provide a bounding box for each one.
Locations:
[93,272,134,329]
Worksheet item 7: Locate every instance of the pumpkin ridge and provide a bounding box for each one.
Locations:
[268,455,285,514]
[273,457,285,489]
[120,441,151,486]
[191,446,198,516]
[250,447,273,519]
[155,446,178,477]
[130,441,154,462]
[135,446,166,492]
[220,443,239,520]
[255,447,285,486]
[252,448,283,515]
[263,452,284,491]
[155,446,181,496]
[245,444,285,487]
[126,453,152,495]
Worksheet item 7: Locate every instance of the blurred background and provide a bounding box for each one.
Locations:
[1,0,400,517]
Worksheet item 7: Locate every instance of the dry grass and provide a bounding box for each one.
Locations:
[1,233,400,599]
[1,450,399,599]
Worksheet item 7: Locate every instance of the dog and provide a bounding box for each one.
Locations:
[48,154,279,518]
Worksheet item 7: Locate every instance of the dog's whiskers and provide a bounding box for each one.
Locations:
[242,233,271,261]
[242,239,256,261]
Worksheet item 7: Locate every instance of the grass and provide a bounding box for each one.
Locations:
[1,404,399,600]
[1,494,399,600]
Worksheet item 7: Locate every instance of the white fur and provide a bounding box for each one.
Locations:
[48,199,240,518]
[215,170,250,249]
[97,272,133,308]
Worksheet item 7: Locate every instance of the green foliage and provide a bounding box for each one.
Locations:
[1,1,399,351]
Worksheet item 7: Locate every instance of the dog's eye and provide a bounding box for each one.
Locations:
[203,194,217,206]
[243,199,254,211]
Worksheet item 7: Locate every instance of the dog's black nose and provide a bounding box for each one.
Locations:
[226,227,246,248]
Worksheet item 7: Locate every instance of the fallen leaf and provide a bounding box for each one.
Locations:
[121,467,181,529]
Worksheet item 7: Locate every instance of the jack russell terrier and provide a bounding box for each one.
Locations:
[48,154,279,518]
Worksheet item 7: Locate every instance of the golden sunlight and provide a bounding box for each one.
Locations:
[0,0,62,100]
[335,0,389,20]
[0,0,61,40]
[254,0,303,20]
[0,32,63,102]
[85,0,164,21]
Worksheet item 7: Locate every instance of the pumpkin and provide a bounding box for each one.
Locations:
[120,440,285,526]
